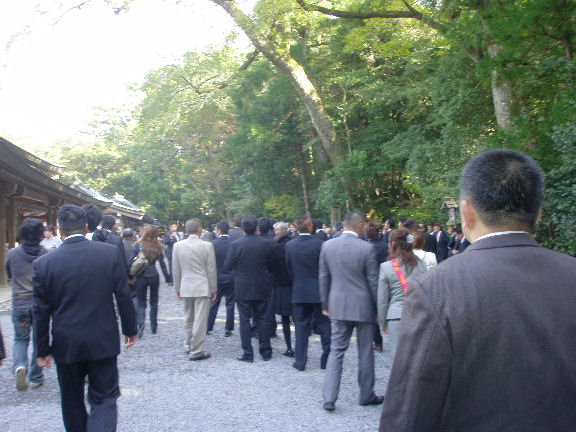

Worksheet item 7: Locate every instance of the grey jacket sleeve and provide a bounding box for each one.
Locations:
[365,246,379,309]
[377,263,392,326]
[379,278,451,432]
[318,245,330,310]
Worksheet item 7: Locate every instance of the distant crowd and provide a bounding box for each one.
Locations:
[2,149,576,432]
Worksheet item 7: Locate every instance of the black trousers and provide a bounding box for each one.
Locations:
[292,303,331,369]
[207,282,235,331]
[56,356,119,432]
[237,300,272,359]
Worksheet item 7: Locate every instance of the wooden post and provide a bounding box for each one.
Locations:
[7,196,15,248]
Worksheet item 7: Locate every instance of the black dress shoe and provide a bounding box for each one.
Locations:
[237,355,253,363]
[225,330,232,337]
[360,395,384,406]
[262,355,272,361]
[283,349,294,357]
[292,362,305,371]
[323,402,335,411]
[189,352,211,361]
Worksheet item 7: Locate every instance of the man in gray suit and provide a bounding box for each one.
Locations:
[173,218,217,361]
[380,149,576,431]
[319,210,382,411]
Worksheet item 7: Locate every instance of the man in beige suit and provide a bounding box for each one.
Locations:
[173,218,217,361]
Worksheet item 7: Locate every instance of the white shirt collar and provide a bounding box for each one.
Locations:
[219,234,229,237]
[66,234,85,240]
[187,235,199,239]
[342,230,359,237]
[475,231,529,242]
[298,233,312,236]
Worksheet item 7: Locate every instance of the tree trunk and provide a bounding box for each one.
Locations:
[209,0,338,164]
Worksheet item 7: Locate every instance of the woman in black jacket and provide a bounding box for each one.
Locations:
[270,222,294,357]
[131,225,172,338]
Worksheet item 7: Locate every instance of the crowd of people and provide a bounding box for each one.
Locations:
[2,149,576,432]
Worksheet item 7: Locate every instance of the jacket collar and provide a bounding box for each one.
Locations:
[466,232,539,252]
[63,235,88,245]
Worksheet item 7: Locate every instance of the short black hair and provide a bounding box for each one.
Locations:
[20,219,44,244]
[122,228,134,239]
[58,205,87,236]
[294,214,312,233]
[385,218,395,229]
[460,149,543,229]
[233,218,241,228]
[312,219,323,231]
[82,204,102,232]
[257,217,270,235]
[242,215,258,235]
[101,215,116,230]
[403,219,419,232]
[343,210,365,229]
[216,220,229,234]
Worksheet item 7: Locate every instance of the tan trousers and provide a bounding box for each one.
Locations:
[183,297,211,358]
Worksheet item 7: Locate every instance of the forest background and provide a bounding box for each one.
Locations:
[14,0,576,254]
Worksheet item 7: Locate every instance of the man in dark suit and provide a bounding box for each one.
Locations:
[380,149,576,431]
[257,217,276,336]
[319,210,382,411]
[228,218,243,241]
[285,214,331,371]
[432,223,448,262]
[207,220,235,336]
[163,223,180,277]
[424,223,438,254]
[93,215,129,277]
[224,215,274,362]
[382,218,394,246]
[33,204,137,432]
[313,218,328,241]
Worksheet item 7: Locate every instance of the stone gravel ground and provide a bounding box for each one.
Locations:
[0,276,393,432]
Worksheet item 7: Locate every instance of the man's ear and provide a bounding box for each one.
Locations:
[460,199,476,232]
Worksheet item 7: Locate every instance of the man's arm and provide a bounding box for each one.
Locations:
[223,242,238,272]
[32,260,52,359]
[111,248,137,339]
[379,279,452,431]
[318,245,330,313]
[206,244,218,300]
[365,246,379,309]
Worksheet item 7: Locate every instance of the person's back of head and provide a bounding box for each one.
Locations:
[412,231,426,250]
[216,220,229,234]
[257,217,270,235]
[403,219,419,233]
[312,219,323,232]
[59,205,87,237]
[460,149,543,232]
[385,218,395,229]
[82,204,102,232]
[343,210,365,231]
[233,218,241,228]
[185,218,202,235]
[20,219,44,245]
[389,228,419,275]
[122,228,134,240]
[365,221,382,241]
[101,215,116,231]
[294,214,313,234]
[242,215,258,235]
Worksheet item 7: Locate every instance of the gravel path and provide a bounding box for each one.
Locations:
[0,277,393,431]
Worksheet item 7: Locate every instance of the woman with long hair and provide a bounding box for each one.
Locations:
[377,228,426,360]
[131,225,172,338]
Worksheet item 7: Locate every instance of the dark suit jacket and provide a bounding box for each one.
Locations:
[224,234,273,301]
[285,234,323,303]
[457,237,470,253]
[163,231,179,257]
[424,232,437,254]
[92,229,129,277]
[368,237,388,264]
[228,227,243,241]
[380,233,576,431]
[212,235,234,285]
[33,236,137,365]
[435,230,448,262]
[315,230,328,242]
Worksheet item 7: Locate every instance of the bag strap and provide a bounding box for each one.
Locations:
[390,259,408,292]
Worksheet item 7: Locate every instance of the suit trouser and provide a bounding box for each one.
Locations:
[237,300,272,358]
[292,303,331,369]
[56,356,119,432]
[183,297,211,358]
[207,282,235,332]
[323,320,377,405]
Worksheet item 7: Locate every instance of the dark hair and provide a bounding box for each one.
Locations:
[122,228,134,239]
[82,204,102,232]
[312,219,323,231]
[257,217,270,235]
[385,218,395,229]
[242,215,258,235]
[454,227,463,235]
[334,221,343,231]
[59,205,87,236]
[343,210,365,230]
[268,218,277,226]
[140,225,163,261]
[44,225,56,236]
[20,219,44,244]
[101,215,116,230]
[216,220,229,234]
[294,214,312,233]
[365,222,382,241]
[388,228,419,275]
[233,218,241,228]
[412,231,426,250]
[460,149,543,229]
[403,219,419,232]
[398,217,407,225]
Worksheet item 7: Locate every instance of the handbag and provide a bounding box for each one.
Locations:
[390,259,408,292]
[130,250,149,277]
